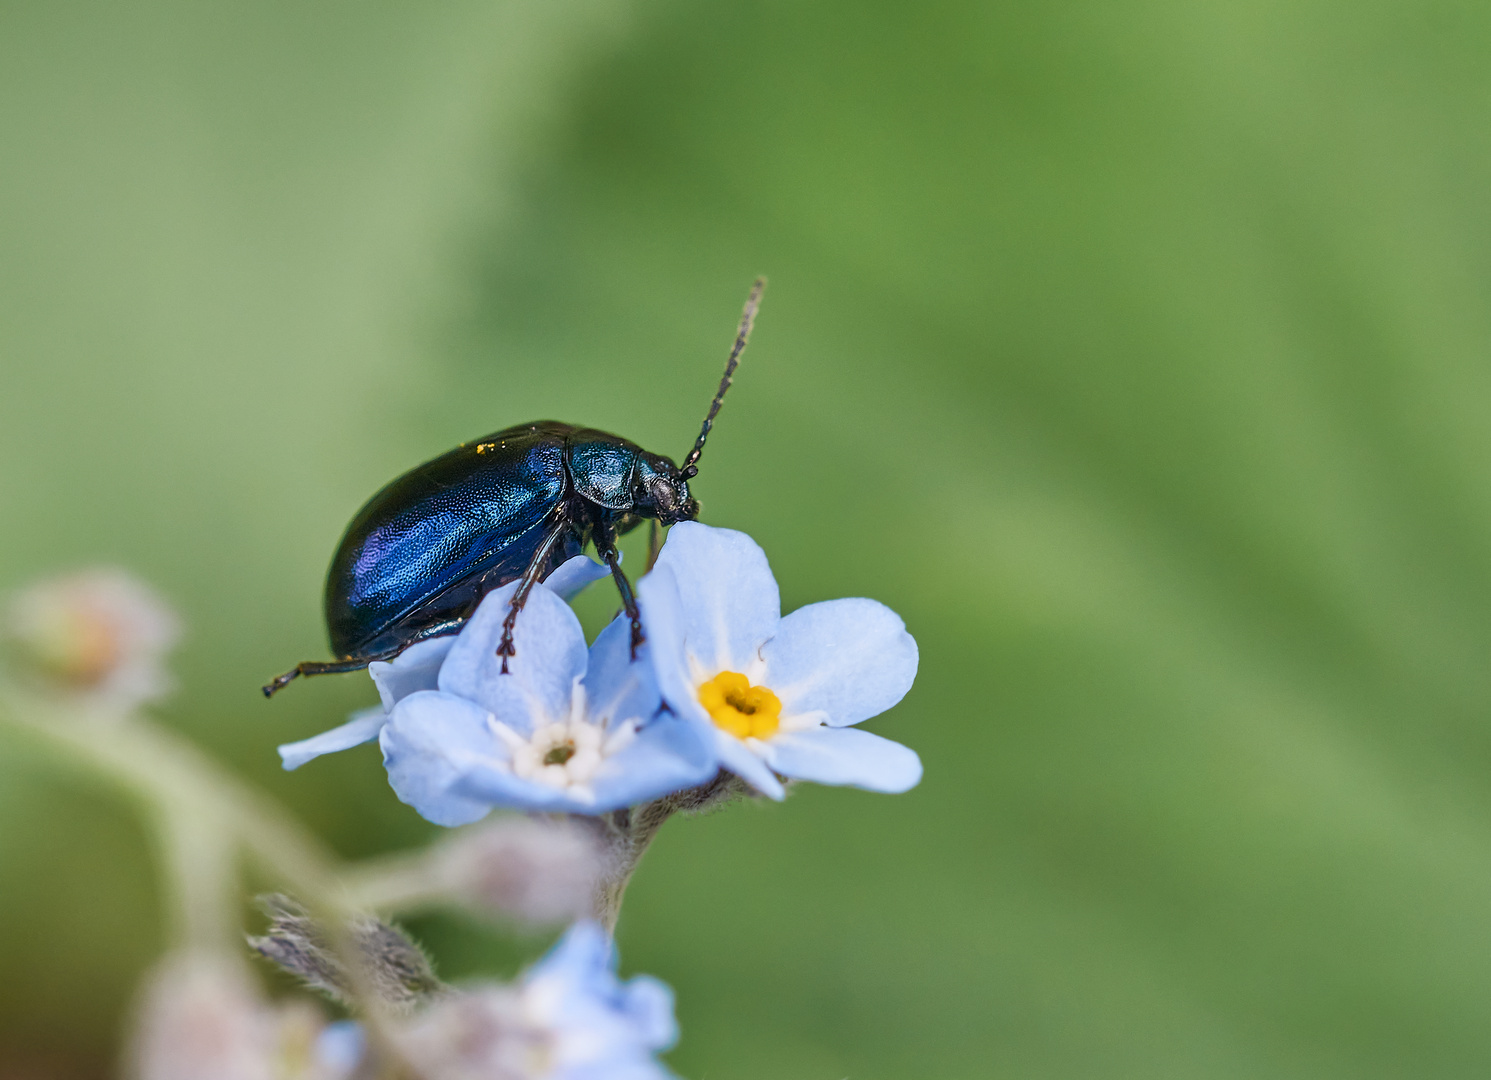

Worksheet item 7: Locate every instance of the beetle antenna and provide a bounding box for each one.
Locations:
[679,277,765,479]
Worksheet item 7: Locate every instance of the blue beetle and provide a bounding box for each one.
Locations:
[263,280,764,697]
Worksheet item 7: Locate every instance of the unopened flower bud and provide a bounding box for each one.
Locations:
[3,567,180,710]
[127,951,275,1080]
[437,818,604,926]
[128,950,360,1080]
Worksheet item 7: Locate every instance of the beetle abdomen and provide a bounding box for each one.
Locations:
[324,424,571,657]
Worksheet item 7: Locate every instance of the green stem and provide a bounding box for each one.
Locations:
[0,695,424,1078]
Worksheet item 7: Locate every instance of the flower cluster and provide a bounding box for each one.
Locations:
[281,522,921,817]
[2,524,920,1080]
[263,521,920,1078]
[143,922,672,1080]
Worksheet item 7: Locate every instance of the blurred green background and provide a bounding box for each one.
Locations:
[4,0,1491,1076]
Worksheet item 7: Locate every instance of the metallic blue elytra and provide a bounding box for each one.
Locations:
[263,279,765,697]
[327,422,690,660]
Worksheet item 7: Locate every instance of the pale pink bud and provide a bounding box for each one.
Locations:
[127,951,275,1080]
[437,818,604,926]
[3,568,181,710]
[126,951,359,1080]
[396,986,545,1080]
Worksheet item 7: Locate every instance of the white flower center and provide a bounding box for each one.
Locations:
[485,682,639,803]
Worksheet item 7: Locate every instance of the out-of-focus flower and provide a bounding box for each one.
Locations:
[639,522,921,800]
[396,921,678,1080]
[2,567,180,710]
[277,554,610,772]
[127,950,357,1080]
[378,578,715,824]
[434,817,604,925]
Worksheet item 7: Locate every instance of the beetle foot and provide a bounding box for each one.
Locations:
[496,627,517,675]
[262,668,301,697]
[628,620,645,661]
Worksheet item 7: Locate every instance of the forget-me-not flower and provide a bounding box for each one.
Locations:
[277,553,610,772]
[638,522,921,800]
[397,920,679,1080]
[379,579,714,826]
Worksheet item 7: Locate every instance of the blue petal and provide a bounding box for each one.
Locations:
[278,707,385,771]
[584,614,661,730]
[561,1061,677,1080]
[529,925,681,1080]
[621,976,679,1051]
[314,1021,366,1075]
[762,598,918,726]
[651,522,779,674]
[764,726,922,793]
[588,717,717,807]
[713,730,786,800]
[452,718,714,814]
[544,553,611,600]
[452,761,605,814]
[379,691,495,826]
[369,635,455,711]
[636,566,704,727]
[438,581,587,731]
[639,567,776,797]
[531,920,614,983]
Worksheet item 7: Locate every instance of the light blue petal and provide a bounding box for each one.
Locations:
[451,718,714,814]
[369,635,455,711]
[438,581,587,731]
[639,566,774,796]
[314,1021,366,1075]
[621,976,679,1051]
[531,920,614,983]
[584,614,662,730]
[379,691,495,826]
[763,598,918,727]
[530,924,681,1080]
[713,729,786,800]
[562,1062,676,1080]
[651,522,779,674]
[544,553,611,600]
[764,726,922,793]
[588,717,717,807]
[278,707,385,771]
[451,760,604,814]
[637,566,714,726]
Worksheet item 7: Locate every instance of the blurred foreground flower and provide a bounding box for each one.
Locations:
[252,912,678,1080]
[128,949,356,1080]
[345,817,606,927]
[433,817,605,925]
[283,573,715,825]
[2,567,180,710]
[640,522,920,799]
[396,921,677,1080]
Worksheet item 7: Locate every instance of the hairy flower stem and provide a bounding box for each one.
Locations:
[583,770,749,931]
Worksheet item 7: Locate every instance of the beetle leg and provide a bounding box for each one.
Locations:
[595,532,645,661]
[262,651,402,697]
[497,517,572,674]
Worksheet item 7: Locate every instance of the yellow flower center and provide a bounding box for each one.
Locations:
[697,671,781,740]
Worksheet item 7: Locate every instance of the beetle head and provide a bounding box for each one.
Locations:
[634,453,698,525]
